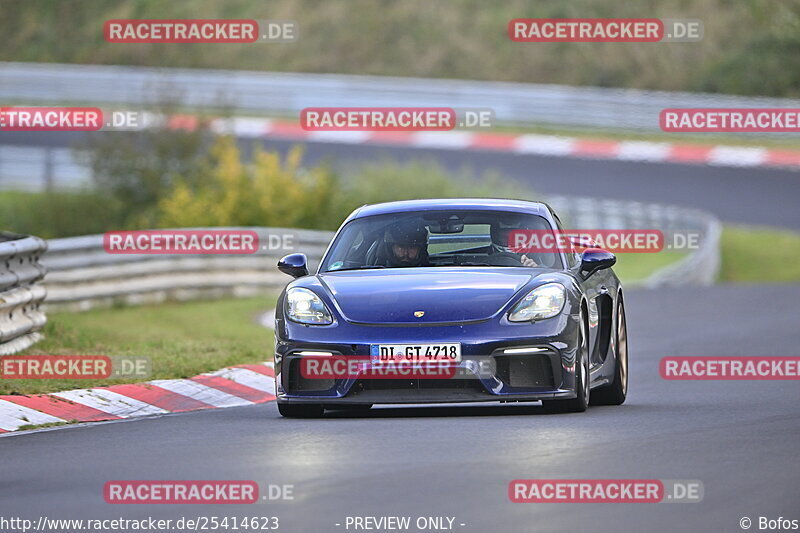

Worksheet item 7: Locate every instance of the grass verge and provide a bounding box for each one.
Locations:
[17,420,78,431]
[0,296,276,396]
[720,226,800,283]
[613,251,688,284]
[615,225,800,284]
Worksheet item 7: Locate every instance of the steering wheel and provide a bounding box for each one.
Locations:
[490,251,525,266]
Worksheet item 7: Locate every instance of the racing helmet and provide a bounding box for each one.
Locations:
[384,221,428,266]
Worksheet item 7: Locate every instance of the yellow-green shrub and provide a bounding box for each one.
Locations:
[155,137,344,229]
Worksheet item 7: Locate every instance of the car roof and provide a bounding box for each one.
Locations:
[348,198,551,221]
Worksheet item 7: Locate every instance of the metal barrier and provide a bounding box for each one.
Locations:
[42,228,333,311]
[40,199,720,311]
[0,233,48,355]
[0,146,90,191]
[2,61,799,133]
[547,196,721,287]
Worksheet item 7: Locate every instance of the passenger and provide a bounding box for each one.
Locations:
[490,221,539,267]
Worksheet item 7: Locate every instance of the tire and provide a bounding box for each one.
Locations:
[542,311,590,413]
[277,402,324,418]
[590,296,628,406]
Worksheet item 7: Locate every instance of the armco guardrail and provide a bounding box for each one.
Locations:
[2,62,799,133]
[547,196,721,287]
[0,146,90,192]
[0,233,48,355]
[40,199,720,311]
[41,228,333,311]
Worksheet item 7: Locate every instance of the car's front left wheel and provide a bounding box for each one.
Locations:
[277,403,324,418]
[590,296,628,406]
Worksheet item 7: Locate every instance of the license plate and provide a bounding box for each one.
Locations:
[370,343,461,364]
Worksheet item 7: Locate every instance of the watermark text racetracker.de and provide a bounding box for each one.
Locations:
[0,515,280,532]
[661,109,800,133]
[506,229,703,254]
[660,357,800,380]
[300,107,495,131]
[104,230,257,255]
[298,355,499,380]
[102,230,295,255]
[1,107,157,132]
[508,18,703,42]
[104,19,297,43]
[0,107,103,131]
[1,355,151,380]
[509,479,704,503]
[104,480,294,504]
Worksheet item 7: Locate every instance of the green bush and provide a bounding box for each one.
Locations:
[79,110,212,228]
[0,133,523,237]
[154,138,345,229]
[0,191,124,238]
[153,137,519,230]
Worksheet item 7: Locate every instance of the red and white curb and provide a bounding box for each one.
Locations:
[0,362,276,434]
[181,116,800,171]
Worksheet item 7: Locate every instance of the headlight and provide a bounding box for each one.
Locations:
[286,288,333,325]
[508,283,566,322]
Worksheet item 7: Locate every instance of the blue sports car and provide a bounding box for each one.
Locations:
[274,198,628,417]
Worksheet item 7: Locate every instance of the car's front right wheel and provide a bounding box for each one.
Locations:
[277,402,324,418]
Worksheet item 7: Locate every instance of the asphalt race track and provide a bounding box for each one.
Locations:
[0,134,798,532]
[1,131,799,229]
[1,284,799,532]
[254,139,800,230]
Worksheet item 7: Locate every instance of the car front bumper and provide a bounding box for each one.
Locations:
[274,307,582,405]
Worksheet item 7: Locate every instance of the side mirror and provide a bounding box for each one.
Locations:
[580,248,616,279]
[278,253,308,278]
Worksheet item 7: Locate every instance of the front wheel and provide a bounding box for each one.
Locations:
[277,402,324,418]
[590,296,628,406]
[542,311,589,413]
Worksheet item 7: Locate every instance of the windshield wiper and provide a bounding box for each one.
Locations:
[328,265,386,272]
[439,262,519,267]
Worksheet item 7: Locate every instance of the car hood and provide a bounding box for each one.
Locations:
[319,267,536,324]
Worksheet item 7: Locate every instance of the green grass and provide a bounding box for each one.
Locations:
[613,251,688,284]
[614,225,800,284]
[0,191,125,239]
[17,420,78,431]
[720,226,800,283]
[0,297,276,395]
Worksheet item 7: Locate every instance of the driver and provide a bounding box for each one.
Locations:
[383,222,429,267]
[490,219,539,267]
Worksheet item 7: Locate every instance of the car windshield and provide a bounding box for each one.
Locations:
[320,210,563,271]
